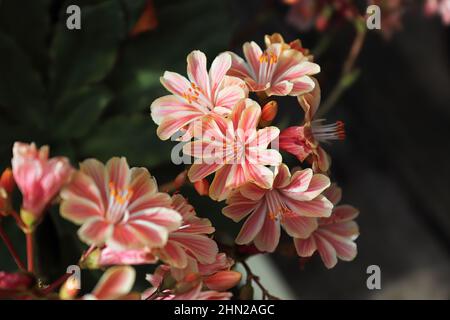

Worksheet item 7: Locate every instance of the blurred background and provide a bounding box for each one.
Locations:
[0,0,449,299]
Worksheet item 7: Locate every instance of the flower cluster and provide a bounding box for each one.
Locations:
[0,33,359,301]
[150,33,359,270]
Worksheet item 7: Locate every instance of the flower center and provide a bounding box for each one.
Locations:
[259,52,278,64]
[311,119,345,143]
[182,82,202,104]
[265,190,292,222]
[107,182,133,224]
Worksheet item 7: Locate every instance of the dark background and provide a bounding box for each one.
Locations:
[0,0,448,299]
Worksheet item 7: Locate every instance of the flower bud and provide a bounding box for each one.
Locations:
[0,168,15,194]
[260,101,278,127]
[204,271,242,291]
[59,276,80,300]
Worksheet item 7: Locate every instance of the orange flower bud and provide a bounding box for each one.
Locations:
[0,168,15,194]
[130,0,158,36]
[204,271,242,291]
[260,101,278,127]
[194,179,210,196]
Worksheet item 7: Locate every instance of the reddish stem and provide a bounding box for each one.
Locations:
[0,224,26,270]
[26,232,34,273]
[42,272,73,296]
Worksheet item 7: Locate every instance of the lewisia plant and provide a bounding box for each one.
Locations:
[0,33,358,301]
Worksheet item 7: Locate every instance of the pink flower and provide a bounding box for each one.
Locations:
[12,142,72,225]
[183,99,282,201]
[279,79,344,172]
[222,164,332,252]
[60,157,182,250]
[151,50,247,140]
[97,247,158,267]
[84,266,138,300]
[294,184,359,268]
[156,194,218,268]
[143,253,240,300]
[226,38,320,96]
[425,0,450,25]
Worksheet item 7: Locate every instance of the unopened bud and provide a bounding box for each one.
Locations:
[59,276,80,300]
[0,168,15,193]
[260,101,278,127]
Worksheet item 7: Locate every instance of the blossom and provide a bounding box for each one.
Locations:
[143,253,240,300]
[425,0,450,25]
[222,164,332,252]
[279,79,345,172]
[151,50,247,140]
[226,38,319,96]
[156,194,218,268]
[294,184,359,268]
[12,142,72,226]
[83,266,138,300]
[60,157,182,250]
[183,98,282,201]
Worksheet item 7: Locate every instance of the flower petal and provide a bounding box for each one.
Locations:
[187,50,211,98]
[92,266,135,300]
[254,215,280,252]
[281,214,318,238]
[235,201,267,245]
[78,218,112,246]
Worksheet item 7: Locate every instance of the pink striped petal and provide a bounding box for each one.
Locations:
[243,163,274,189]
[235,201,267,245]
[60,196,103,225]
[188,163,223,182]
[128,192,172,214]
[128,168,157,202]
[283,195,333,217]
[301,174,331,200]
[266,80,293,96]
[239,182,266,201]
[130,207,182,231]
[281,214,318,238]
[294,237,317,257]
[157,113,202,140]
[298,77,320,120]
[243,42,263,77]
[79,159,108,207]
[323,183,342,206]
[209,165,234,201]
[170,233,218,265]
[187,50,211,98]
[222,192,258,222]
[158,241,188,268]
[282,168,312,193]
[254,216,280,252]
[92,266,135,300]
[78,218,112,246]
[273,164,291,189]
[315,234,338,269]
[215,85,246,109]
[209,53,232,96]
[238,104,261,132]
[227,51,253,80]
[249,126,280,148]
[291,76,316,96]
[160,71,191,97]
[106,157,130,191]
[99,247,157,266]
[318,229,357,262]
[150,95,203,125]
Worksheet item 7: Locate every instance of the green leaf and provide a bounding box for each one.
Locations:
[107,0,234,113]
[0,32,47,130]
[52,85,113,140]
[49,0,125,102]
[79,114,174,168]
[0,0,51,74]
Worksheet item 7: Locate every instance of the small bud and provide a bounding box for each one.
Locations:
[0,168,15,193]
[59,276,80,300]
[194,179,210,196]
[260,101,278,127]
[20,208,38,230]
[79,248,101,269]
